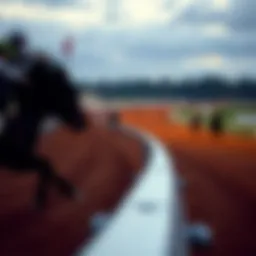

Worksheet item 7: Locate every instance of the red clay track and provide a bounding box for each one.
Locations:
[171,145,256,256]
[1,106,256,256]
[0,114,145,256]
[121,107,256,256]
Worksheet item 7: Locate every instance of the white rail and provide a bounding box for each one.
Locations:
[77,129,189,256]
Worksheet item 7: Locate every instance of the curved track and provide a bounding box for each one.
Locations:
[0,113,145,256]
[121,107,256,256]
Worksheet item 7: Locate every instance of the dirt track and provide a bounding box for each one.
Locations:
[171,145,256,256]
[121,107,256,256]
[1,105,256,256]
[0,114,145,256]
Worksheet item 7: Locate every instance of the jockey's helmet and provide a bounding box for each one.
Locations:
[8,31,27,51]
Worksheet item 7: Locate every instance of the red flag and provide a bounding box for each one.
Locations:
[61,36,74,57]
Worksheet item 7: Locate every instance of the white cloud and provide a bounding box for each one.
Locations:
[0,0,196,29]
[212,0,229,11]
[0,0,255,80]
[201,23,230,37]
[119,0,167,25]
[0,1,105,29]
[184,54,225,70]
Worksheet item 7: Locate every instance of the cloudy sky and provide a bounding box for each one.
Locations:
[0,0,255,81]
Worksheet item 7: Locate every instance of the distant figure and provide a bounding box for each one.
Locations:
[210,110,224,135]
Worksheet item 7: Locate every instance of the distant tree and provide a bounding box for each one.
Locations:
[83,75,256,100]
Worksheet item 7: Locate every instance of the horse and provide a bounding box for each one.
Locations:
[0,58,88,210]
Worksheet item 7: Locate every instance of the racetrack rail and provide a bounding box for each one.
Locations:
[78,128,188,256]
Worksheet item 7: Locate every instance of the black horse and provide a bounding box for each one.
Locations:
[0,59,87,210]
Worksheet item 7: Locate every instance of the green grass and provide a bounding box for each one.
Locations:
[173,103,256,137]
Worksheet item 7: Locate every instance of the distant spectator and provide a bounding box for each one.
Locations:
[209,110,224,135]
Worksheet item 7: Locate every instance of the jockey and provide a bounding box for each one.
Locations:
[0,31,32,113]
[0,31,71,111]
[0,31,30,80]
[0,38,16,110]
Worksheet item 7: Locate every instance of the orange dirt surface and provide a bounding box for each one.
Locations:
[0,112,145,256]
[121,107,256,256]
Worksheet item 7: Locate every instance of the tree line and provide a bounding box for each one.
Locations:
[79,76,256,100]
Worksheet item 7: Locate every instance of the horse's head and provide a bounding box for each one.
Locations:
[28,60,88,131]
[50,86,86,130]
[52,69,88,131]
[54,84,86,131]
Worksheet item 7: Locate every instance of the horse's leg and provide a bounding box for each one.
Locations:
[34,159,51,209]
[26,155,79,209]
[5,153,78,209]
[33,157,79,209]
[4,153,52,209]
